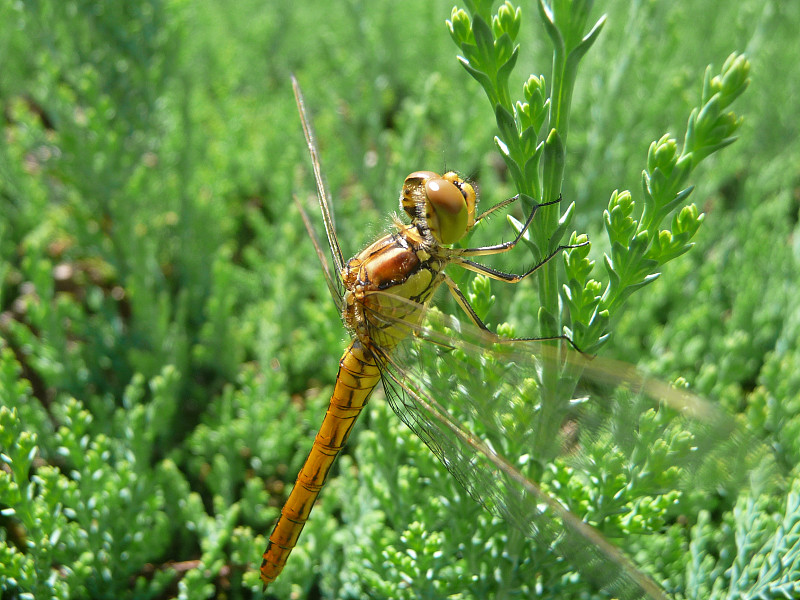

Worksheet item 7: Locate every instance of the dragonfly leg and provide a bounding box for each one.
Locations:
[461,194,564,258]
[473,194,520,222]
[443,273,491,331]
[452,237,587,284]
[473,192,563,223]
[443,273,586,353]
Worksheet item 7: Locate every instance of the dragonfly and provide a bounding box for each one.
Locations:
[260,76,766,598]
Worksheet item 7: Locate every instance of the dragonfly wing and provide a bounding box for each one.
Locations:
[292,75,346,275]
[374,338,669,600]
[294,194,344,310]
[365,291,775,599]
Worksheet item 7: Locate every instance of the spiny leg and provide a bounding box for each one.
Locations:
[461,194,565,258]
[473,194,520,222]
[443,273,585,353]
[453,239,585,284]
[445,192,587,345]
[473,192,562,223]
[442,273,490,331]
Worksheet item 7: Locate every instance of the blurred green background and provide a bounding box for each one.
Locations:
[1,1,798,599]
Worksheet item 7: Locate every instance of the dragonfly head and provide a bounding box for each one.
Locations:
[401,171,477,245]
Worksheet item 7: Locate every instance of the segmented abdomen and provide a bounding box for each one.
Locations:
[260,340,381,587]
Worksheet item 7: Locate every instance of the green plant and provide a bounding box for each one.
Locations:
[1,0,798,599]
[448,0,749,354]
[434,1,792,598]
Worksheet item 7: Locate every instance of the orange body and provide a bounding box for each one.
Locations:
[260,339,381,585]
[261,221,445,587]
[262,88,490,588]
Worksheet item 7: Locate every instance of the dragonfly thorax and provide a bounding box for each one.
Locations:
[401,171,477,246]
[341,225,448,351]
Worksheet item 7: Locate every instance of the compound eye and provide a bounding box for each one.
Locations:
[405,171,439,188]
[426,178,465,214]
[401,171,440,220]
[425,177,468,245]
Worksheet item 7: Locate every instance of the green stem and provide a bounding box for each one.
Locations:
[532,18,571,461]
[537,43,571,338]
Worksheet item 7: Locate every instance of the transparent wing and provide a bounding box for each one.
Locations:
[292,75,346,307]
[294,194,344,311]
[292,75,345,276]
[364,290,776,600]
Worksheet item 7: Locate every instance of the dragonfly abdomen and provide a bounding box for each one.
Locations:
[261,340,381,587]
